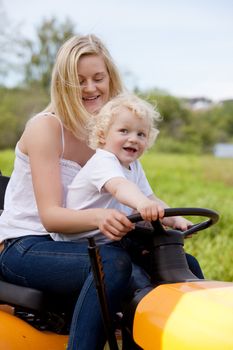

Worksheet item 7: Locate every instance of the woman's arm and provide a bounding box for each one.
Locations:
[20,117,133,240]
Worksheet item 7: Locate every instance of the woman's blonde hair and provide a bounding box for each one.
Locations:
[45,34,124,139]
[89,93,161,149]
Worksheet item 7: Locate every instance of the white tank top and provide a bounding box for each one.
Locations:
[0,113,81,243]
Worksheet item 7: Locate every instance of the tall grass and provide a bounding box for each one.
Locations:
[0,149,232,281]
[0,149,15,176]
[141,151,233,282]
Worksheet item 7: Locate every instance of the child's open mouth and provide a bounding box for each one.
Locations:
[123,147,137,153]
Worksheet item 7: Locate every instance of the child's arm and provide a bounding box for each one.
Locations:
[148,194,193,230]
[104,177,164,221]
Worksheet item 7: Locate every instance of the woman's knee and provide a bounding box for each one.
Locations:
[100,244,132,284]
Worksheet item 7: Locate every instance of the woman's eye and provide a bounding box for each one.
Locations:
[95,78,103,82]
[94,75,105,83]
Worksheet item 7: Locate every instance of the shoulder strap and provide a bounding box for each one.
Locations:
[33,112,65,158]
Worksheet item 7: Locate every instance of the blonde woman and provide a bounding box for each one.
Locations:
[0,35,203,350]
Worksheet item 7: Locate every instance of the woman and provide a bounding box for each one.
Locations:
[0,34,203,350]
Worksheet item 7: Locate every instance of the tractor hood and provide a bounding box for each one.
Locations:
[133,280,233,350]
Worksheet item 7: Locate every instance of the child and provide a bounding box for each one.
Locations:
[52,93,191,243]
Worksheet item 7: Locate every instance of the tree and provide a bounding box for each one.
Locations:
[0,85,50,149]
[141,92,192,138]
[0,2,24,85]
[22,17,76,89]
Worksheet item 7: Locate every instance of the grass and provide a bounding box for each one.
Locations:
[141,151,233,282]
[0,149,15,176]
[0,149,232,281]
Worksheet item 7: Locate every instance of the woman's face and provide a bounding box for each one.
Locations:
[77,54,110,114]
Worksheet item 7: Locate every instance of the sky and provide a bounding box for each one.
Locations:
[2,0,233,101]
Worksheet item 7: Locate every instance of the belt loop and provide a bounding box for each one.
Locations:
[4,238,16,250]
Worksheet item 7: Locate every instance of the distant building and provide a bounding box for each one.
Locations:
[182,97,214,110]
[213,143,233,158]
[219,99,233,106]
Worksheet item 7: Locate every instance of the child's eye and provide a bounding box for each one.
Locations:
[138,132,146,137]
[119,129,128,134]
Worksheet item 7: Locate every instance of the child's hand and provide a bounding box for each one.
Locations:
[137,200,164,222]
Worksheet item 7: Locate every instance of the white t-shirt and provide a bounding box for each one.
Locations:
[51,149,153,243]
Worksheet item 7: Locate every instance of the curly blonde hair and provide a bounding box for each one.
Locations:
[89,93,161,149]
[45,34,124,140]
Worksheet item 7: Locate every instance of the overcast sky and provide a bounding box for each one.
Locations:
[2,0,233,101]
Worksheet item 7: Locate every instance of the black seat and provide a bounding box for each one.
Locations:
[0,171,46,313]
[0,172,9,214]
[0,278,47,312]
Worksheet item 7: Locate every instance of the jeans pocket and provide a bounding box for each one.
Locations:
[1,261,29,286]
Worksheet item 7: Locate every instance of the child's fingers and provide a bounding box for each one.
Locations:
[140,204,164,222]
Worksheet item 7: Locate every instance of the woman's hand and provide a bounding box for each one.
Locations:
[97,209,135,241]
[162,216,193,231]
[137,199,164,222]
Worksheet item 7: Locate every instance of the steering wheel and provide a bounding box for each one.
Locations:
[127,207,219,284]
[128,207,219,237]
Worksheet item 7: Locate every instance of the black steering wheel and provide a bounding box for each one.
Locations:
[127,207,219,284]
[128,207,219,237]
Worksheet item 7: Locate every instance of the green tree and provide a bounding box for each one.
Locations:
[0,15,77,149]
[215,101,233,140]
[138,90,233,154]
[0,3,24,85]
[0,85,49,149]
[22,17,76,89]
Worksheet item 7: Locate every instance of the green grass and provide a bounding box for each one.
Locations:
[0,149,232,281]
[141,151,233,282]
[0,149,15,176]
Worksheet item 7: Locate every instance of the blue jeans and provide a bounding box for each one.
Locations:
[120,231,204,285]
[0,235,132,350]
[0,234,203,349]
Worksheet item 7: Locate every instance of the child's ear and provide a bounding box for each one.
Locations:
[98,130,106,145]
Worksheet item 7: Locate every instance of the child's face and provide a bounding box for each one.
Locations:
[101,107,150,167]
